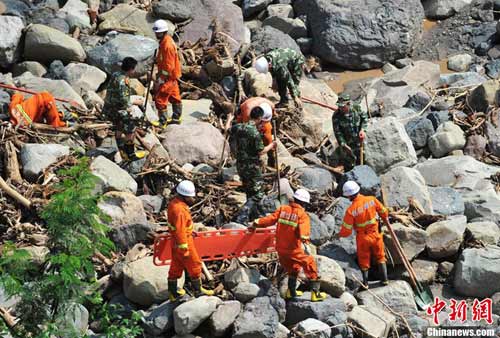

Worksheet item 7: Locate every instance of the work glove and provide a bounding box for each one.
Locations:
[359,130,366,141]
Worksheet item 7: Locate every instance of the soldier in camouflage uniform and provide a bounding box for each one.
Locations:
[103,57,145,160]
[332,93,368,171]
[255,48,305,108]
[231,106,277,223]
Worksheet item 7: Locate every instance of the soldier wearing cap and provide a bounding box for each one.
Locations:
[332,93,368,171]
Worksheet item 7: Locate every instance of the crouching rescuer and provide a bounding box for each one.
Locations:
[336,181,390,288]
[167,180,214,300]
[252,189,327,302]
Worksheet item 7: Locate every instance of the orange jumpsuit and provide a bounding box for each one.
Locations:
[9,92,66,128]
[237,97,274,145]
[167,197,202,279]
[155,35,182,111]
[256,202,318,279]
[338,194,389,270]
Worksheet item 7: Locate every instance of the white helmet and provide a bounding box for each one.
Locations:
[293,189,311,203]
[343,181,360,197]
[176,180,196,197]
[260,102,273,121]
[255,57,269,74]
[153,19,169,33]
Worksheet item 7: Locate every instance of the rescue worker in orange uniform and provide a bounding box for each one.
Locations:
[9,91,69,128]
[252,189,327,302]
[237,98,275,166]
[335,181,389,288]
[167,180,214,300]
[152,19,182,127]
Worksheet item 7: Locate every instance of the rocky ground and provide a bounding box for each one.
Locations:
[1,0,500,337]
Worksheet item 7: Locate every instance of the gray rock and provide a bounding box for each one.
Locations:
[426,110,450,130]
[58,303,89,335]
[365,117,418,174]
[485,59,500,79]
[209,300,242,337]
[153,0,192,22]
[308,255,345,297]
[297,166,334,193]
[325,311,352,338]
[59,0,91,29]
[339,291,358,310]
[338,165,381,198]
[294,318,331,338]
[275,323,290,338]
[426,215,467,259]
[294,0,424,69]
[429,187,465,216]
[257,279,286,323]
[0,90,9,115]
[138,195,164,213]
[447,53,473,72]
[464,134,488,160]
[285,294,345,326]
[439,72,487,88]
[110,223,154,251]
[162,122,228,165]
[347,306,396,338]
[20,144,70,181]
[493,292,500,316]
[90,156,138,194]
[12,61,47,77]
[454,246,500,297]
[174,296,222,335]
[251,26,302,55]
[463,190,500,224]
[98,4,157,39]
[405,117,435,149]
[381,166,433,213]
[309,213,331,246]
[24,24,86,64]
[466,221,500,245]
[383,223,428,265]
[405,92,432,113]
[142,300,176,335]
[466,79,500,113]
[224,267,263,290]
[242,0,273,18]
[428,121,466,158]
[98,191,147,226]
[401,259,439,285]
[22,246,50,266]
[233,282,261,303]
[422,0,472,19]
[296,37,313,54]
[0,286,19,310]
[64,62,107,94]
[0,16,24,67]
[267,4,294,18]
[123,256,183,306]
[485,121,500,157]
[438,261,454,279]
[317,243,362,291]
[262,16,307,39]
[395,58,413,68]
[233,297,279,338]
[382,63,398,74]
[1,0,31,17]
[356,280,417,315]
[87,34,158,76]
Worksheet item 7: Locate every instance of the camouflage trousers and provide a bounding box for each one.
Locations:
[237,162,264,200]
[276,60,304,103]
[334,143,361,172]
[105,108,138,135]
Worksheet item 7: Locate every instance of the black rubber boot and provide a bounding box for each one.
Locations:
[362,269,369,289]
[379,263,389,285]
[310,280,326,302]
[168,279,186,301]
[286,276,302,299]
[171,103,183,124]
[158,109,168,127]
[191,278,214,297]
[123,141,136,160]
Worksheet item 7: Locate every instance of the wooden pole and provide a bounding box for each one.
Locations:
[0,177,31,208]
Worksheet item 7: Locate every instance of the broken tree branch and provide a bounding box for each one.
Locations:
[0,177,31,208]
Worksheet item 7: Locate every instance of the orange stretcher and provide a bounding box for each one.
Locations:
[153,228,277,266]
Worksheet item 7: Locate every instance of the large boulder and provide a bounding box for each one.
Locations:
[429,187,465,216]
[59,0,91,29]
[426,215,467,259]
[294,0,424,69]
[141,300,176,336]
[467,79,500,113]
[98,191,147,227]
[317,243,362,291]
[447,53,473,72]
[233,283,261,303]
[337,165,381,198]
[251,26,302,55]
[20,144,70,181]
[152,0,192,22]
[293,318,331,338]
[90,156,138,194]
[110,223,155,251]
[463,190,500,225]
[285,295,345,326]
[422,0,473,19]
[162,122,229,165]
[466,221,500,245]
[64,63,107,94]
[308,213,332,246]
[0,15,24,67]
[415,155,499,191]
[224,267,263,290]
[405,117,435,149]
[14,72,86,109]
[356,280,417,315]
[365,117,417,174]
[98,4,157,39]
[173,296,222,335]
[297,166,334,193]
[123,256,183,306]
[12,61,47,77]
[232,297,280,338]
[347,306,396,338]
[24,24,86,64]
[309,255,346,297]
[262,16,307,39]
[383,223,428,265]
[401,259,439,285]
[209,300,242,337]
[454,246,500,298]
[428,121,466,158]
[242,0,273,18]
[87,34,158,76]
[178,0,245,55]
[381,166,433,213]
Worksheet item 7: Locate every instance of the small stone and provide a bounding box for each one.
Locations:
[209,300,242,337]
[428,121,466,158]
[426,215,466,259]
[347,306,396,338]
[20,144,70,181]
[356,281,417,315]
[447,54,473,72]
[90,156,138,194]
[173,296,222,335]
[224,267,263,290]
[294,318,331,338]
[429,186,465,216]
[466,221,500,245]
[232,282,261,303]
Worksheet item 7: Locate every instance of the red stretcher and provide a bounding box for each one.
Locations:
[153,228,277,266]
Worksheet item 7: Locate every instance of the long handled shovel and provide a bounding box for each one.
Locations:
[272,120,282,204]
[385,220,433,310]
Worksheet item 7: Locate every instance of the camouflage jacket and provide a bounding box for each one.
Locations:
[266,48,305,98]
[332,103,368,147]
[103,71,131,113]
[230,121,264,163]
